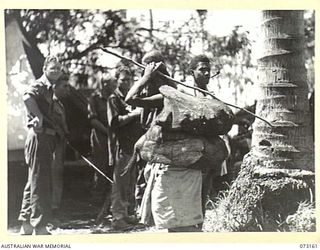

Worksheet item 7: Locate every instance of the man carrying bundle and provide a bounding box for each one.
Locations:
[125,50,234,232]
[188,55,231,219]
[126,51,204,232]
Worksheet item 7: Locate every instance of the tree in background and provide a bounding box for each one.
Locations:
[6,9,253,91]
[6,9,144,155]
[6,9,257,151]
[6,9,314,93]
[6,8,314,166]
[7,10,139,82]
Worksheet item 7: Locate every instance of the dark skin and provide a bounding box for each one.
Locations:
[125,62,165,109]
[126,59,205,232]
[191,61,211,91]
[116,71,141,127]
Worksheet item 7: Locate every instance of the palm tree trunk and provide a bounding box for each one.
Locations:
[252,10,314,171]
[205,10,315,232]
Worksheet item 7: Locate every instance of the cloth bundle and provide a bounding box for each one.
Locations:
[155,85,234,136]
[132,86,234,170]
[136,124,228,170]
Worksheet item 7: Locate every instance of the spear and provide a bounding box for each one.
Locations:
[99,47,273,127]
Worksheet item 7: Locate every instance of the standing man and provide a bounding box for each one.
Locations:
[18,55,63,235]
[125,51,203,232]
[88,74,116,196]
[188,55,230,218]
[107,62,142,230]
[51,73,70,215]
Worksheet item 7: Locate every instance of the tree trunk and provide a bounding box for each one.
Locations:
[11,11,45,79]
[252,10,314,171]
[204,10,315,232]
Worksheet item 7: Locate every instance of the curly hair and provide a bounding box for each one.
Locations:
[142,50,165,64]
[188,54,210,73]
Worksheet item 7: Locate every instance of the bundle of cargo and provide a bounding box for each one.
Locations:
[156,85,234,136]
[139,124,228,168]
[121,86,234,175]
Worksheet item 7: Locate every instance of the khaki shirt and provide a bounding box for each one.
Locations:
[23,74,55,131]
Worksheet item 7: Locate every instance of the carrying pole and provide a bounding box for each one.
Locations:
[66,141,114,184]
[99,47,273,127]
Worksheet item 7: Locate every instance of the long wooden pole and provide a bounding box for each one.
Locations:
[99,46,273,127]
[41,115,114,183]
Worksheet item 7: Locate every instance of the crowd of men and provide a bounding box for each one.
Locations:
[17,51,251,235]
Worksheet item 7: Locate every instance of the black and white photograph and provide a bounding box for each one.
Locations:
[5,8,315,239]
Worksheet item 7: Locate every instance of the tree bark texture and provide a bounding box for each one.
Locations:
[252,10,314,171]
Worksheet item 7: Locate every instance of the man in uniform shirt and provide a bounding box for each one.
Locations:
[107,62,143,230]
[18,55,64,235]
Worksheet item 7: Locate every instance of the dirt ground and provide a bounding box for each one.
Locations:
[8,154,218,235]
[7,157,164,235]
[8,195,161,235]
